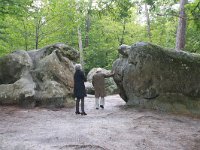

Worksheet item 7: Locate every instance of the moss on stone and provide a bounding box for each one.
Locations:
[115,42,200,116]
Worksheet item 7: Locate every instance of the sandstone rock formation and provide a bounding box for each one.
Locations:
[85,82,95,95]
[0,43,79,108]
[113,42,200,115]
[86,68,118,95]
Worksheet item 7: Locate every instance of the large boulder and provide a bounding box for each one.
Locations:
[86,68,118,95]
[113,42,200,115]
[0,43,79,108]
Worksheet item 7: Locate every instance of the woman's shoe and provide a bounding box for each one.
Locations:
[75,112,81,114]
[100,105,104,109]
[81,112,87,115]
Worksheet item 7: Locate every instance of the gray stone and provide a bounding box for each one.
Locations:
[0,43,79,108]
[113,42,200,115]
[85,82,95,95]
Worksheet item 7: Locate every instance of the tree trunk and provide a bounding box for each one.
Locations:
[22,20,28,51]
[144,3,152,42]
[85,0,93,48]
[78,27,84,69]
[120,19,126,45]
[35,20,40,49]
[175,0,188,51]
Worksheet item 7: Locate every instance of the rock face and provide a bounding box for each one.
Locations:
[86,68,118,95]
[0,43,79,108]
[113,42,200,115]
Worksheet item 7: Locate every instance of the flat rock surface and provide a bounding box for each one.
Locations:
[0,95,200,150]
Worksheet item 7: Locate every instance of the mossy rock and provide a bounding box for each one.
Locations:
[113,42,200,116]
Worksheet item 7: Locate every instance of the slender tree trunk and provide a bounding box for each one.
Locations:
[175,0,188,51]
[78,27,84,69]
[22,20,28,51]
[144,3,152,42]
[35,20,40,49]
[85,0,93,48]
[120,19,126,45]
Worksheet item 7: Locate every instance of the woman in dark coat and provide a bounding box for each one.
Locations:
[74,64,87,115]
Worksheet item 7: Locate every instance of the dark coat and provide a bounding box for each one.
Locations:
[73,70,87,99]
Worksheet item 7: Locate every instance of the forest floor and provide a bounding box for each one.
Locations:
[0,94,200,150]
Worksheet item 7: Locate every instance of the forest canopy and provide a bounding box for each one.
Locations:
[0,0,199,72]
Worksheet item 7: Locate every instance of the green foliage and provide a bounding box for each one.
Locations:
[37,0,79,48]
[113,0,133,20]
[186,0,200,28]
[185,0,200,52]
[0,0,33,53]
[0,0,32,16]
[0,0,79,51]
[0,0,199,72]
[84,16,119,72]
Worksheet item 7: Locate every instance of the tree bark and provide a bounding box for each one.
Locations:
[22,19,28,51]
[175,0,188,51]
[35,24,39,49]
[78,27,84,69]
[35,18,41,50]
[144,3,152,42]
[85,0,93,48]
[120,19,126,45]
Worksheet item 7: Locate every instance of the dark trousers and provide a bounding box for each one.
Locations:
[76,98,85,112]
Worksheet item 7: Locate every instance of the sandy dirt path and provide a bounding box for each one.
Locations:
[0,94,200,150]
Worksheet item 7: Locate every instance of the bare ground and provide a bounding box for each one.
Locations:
[0,95,200,150]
